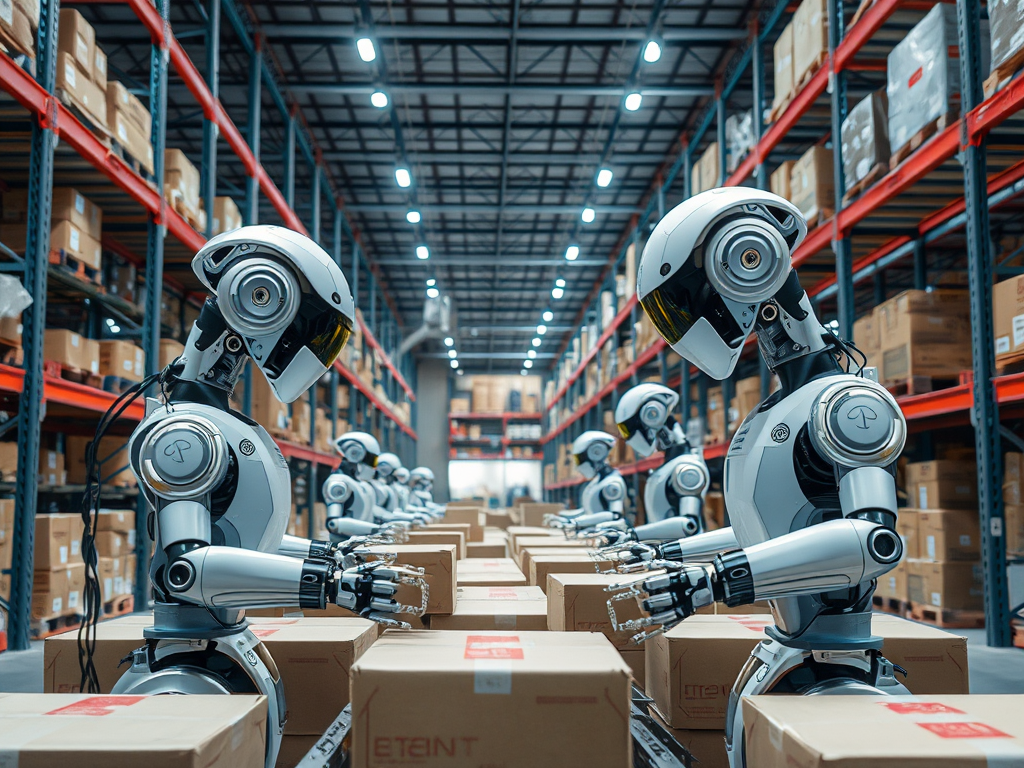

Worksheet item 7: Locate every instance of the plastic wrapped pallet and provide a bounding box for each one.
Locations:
[725,110,754,173]
[792,0,827,86]
[841,90,889,191]
[989,0,1024,77]
[770,23,794,115]
[887,4,989,157]
[788,146,833,224]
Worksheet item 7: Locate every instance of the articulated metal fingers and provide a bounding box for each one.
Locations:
[363,612,413,630]
[338,548,396,570]
[545,514,573,530]
[575,519,633,547]
[379,523,410,543]
[604,563,715,645]
[591,542,661,573]
[336,561,430,618]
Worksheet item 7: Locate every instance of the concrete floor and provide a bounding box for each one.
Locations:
[1,624,1022,695]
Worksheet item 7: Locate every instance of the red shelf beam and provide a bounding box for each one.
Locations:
[448,412,542,422]
[358,320,415,401]
[335,361,417,440]
[277,440,338,467]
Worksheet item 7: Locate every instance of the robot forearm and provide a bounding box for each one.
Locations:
[327,517,380,538]
[633,517,703,542]
[664,526,739,560]
[164,545,335,610]
[569,511,619,530]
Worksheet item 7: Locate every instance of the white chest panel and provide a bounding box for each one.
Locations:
[644,461,674,523]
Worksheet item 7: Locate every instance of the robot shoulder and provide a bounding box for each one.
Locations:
[135,410,229,500]
[808,377,906,469]
[600,474,627,502]
[323,472,358,503]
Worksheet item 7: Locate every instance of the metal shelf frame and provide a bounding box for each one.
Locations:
[0,0,417,650]
[541,0,1023,646]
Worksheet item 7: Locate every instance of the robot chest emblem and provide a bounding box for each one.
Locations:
[770,423,790,443]
[239,439,256,456]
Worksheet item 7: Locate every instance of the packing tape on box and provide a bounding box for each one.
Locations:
[493,614,517,630]
[473,659,512,695]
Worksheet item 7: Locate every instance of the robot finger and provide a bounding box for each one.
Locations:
[362,610,412,630]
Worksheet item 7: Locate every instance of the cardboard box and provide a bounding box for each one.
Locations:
[44,615,376,736]
[58,9,95,73]
[51,218,102,270]
[164,148,202,216]
[519,545,593,579]
[99,339,145,381]
[55,51,107,128]
[792,0,827,85]
[906,460,977,486]
[32,568,69,620]
[467,540,506,558]
[514,537,591,569]
[769,160,795,201]
[647,613,969,730]
[52,187,102,240]
[158,339,184,369]
[876,558,908,602]
[250,369,290,434]
[429,585,548,631]
[788,145,833,223]
[37,448,65,486]
[34,513,82,570]
[691,141,720,194]
[440,506,484,542]
[771,23,794,112]
[908,559,984,611]
[0,0,35,58]
[212,196,242,235]
[743,695,1023,768]
[65,435,135,487]
[1007,502,1024,558]
[350,630,632,768]
[914,477,977,510]
[366,544,456,614]
[407,529,467,559]
[506,525,558,549]
[548,572,655,649]
[990,0,1024,74]
[897,509,919,559]
[993,274,1024,363]
[917,509,980,561]
[92,44,107,90]
[0,692,266,767]
[649,710,729,768]
[530,553,601,592]
[105,80,152,137]
[109,108,155,175]
[518,502,565,527]
[455,557,527,588]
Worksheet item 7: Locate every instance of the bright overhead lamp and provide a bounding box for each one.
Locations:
[532,338,542,347]
[551,287,564,299]
[524,360,533,369]
[395,167,412,188]
[444,336,454,347]
[565,244,579,261]
[520,370,528,376]
[537,324,547,335]
[356,37,377,62]
[451,359,459,369]
[427,287,440,298]
[527,350,537,359]
[370,90,388,108]
[581,207,596,224]
[542,310,553,322]
[448,349,458,359]
[643,40,662,63]
[624,92,642,111]
[110,324,121,334]
[416,245,430,260]
[426,278,436,286]
[555,278,566,288]
[596,168,613,187]
[406,209,421,224]
[457,369,464,376]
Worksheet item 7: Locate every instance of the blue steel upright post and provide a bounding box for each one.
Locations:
[828,0,854,338]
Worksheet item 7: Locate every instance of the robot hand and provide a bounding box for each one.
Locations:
[335,560,430,628]
[606,562,718,644]
[574,518,633,547]
[591,540,661,573]
[560,511,620,537]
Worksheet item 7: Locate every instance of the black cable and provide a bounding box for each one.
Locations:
[77,370,162,693]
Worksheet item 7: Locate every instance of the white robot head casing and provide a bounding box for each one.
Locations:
[376,452,401,478]
[637,188,806,380]
[409,467,434,490]
[192,225,356,403]
[335,431,381,482]
[614,382,680,457]
[571,430,617,480]
[393,466,410,484]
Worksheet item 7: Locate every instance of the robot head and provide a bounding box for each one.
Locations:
[393,466,410,485]
[376,452,401,479]
[335,431,380,482]
[571,431,617,480]
[637,188,806,380]
[409,467,434,491]
[192,225,356,403]
[614,383,679,457]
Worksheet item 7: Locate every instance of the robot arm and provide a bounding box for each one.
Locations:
[277,534,337,561]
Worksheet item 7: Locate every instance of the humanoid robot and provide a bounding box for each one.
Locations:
[604,189,908,768]
[392,466,413,510]
[547,431,628,535]
[604,382,710,542]
[409,466,446,515]
[323,432,430,533]
[373,452,404,512]
[110,227,426,768]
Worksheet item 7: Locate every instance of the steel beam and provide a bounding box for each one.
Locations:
[284,113,295,209]
[202,0,220,237]
[373,258,607,267]
[259,24,748,43]
[245,39,262,224]
[346,204,639,215]
[751,22,768,191]
[289,83,714,98]
[829,0,855,339]
[318,151,668,165]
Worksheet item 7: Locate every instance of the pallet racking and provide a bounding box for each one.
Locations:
[542,0,1022,646]
[448,412,542,461]
[0,0,416,650]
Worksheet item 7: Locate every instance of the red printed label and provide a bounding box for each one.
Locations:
[251,628,280,639]
[918,722,1012,739]
[47,696,146,716]
[487,588,521,600]
[724,615,772,632]
[908,67,924,88]
[883,702,966,715]
[464,634,523,659]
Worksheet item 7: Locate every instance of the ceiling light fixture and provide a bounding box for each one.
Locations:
[624,92,642,111]
[555,278,566,288]
[370,90,388,108]
[444,337,454,347]
[643,40,662,63]
[565,244,580,261]
[551,287,564,299]
[542,310,553,322]
[406,209,421,224]
[524,360,533,369]
[527,350,537,359]
[416,245,430,260]
[426,278,436,286]
[356,37,377,62]
[596,168,613,187]
[451,359,459,369]
[581,207,596,224]
[537,324,547,335]
[427,287,440,298]
[532,338,542,347]
[448,349,457,359]
[395,167,412,188]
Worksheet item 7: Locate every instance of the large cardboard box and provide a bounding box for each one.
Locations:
[914,477,977,510]
[519,544,593,578]
[878,289,973,382]
[518,502,565,527]
[0,692,266,767]
[65,435,135,487]
[647,613,969,730]
[429,585,548,631]
[530,553,601,592]
[917,509,980,561]
[1007,502,1024,558]
[649,709,729,768]
[770,23,794,112]
[105,80,152,137]
[250,369,290,434]
[54,51,107,129]
[158,339,185,369]
[407,529,467,559]
[547,572,659,649]
[908,559,984,611]
[467,539,507,558]
[44,615,376,736]
[841,89,890,189]
[906,459,977,486]
[439,506,484,542]
[58,9,95,72]
[164,148,202,218]
[854,309,880,365]
[366,544,456,615]
[514,535,589,559]
[0,0,35,58]
[993,273,1024,364]
[212,196,242,235]
[743,695,1023,768]
[792,0,827,85]
[34,513,82,570]
[876,558,909,602]
[109,108,155,175]
[350,630,632,768]
[51,187,102,240]
[51,219,102,270]
[769,160,795,201]
[455,557,527,588]
[789,145,833,223]
[99,339,145,381]
[897,509,919,559]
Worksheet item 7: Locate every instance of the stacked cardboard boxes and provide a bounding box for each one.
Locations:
[0,187,103,270]
[212,196,243,235]
[99,339,145,382]
[792,0,828,86]
[876,289,972,384]
[1005,452,1024,558]
[0,500,12,604]
[993,273,1024,367]
[32,513,85,621]
[769,160,795,201]
[65,435,135,487]
[788,146,833,223]
[770,22,794,117]
[106,81,154,175]
[43,329,100,375]
[690,142,721,194]
[55,10,108,130]
[164,149,205,230]
[0,0,37,58]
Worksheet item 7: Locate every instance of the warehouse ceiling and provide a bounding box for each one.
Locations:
[83,0,764,372]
